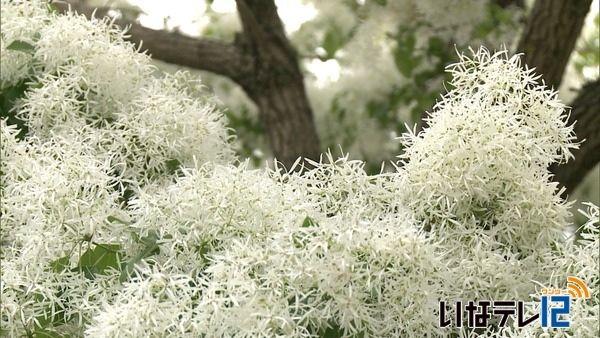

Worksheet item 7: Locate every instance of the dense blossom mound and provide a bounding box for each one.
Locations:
[1,1,597,337]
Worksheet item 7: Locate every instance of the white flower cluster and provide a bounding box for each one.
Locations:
[83,158,444,337]
[399,48,577,249]
[397,47,581,305]
[1,1,597,337]
[1,0,234,181]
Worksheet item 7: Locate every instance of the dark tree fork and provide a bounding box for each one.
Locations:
[56,0,599,194]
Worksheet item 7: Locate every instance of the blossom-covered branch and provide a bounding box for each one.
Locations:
[55,0,321,171]
[52,1,250,81]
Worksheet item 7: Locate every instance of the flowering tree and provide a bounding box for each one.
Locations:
[54,0,600,198]
[1,1,598,337]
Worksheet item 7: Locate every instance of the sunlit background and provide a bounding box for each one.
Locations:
[123,0,598,87]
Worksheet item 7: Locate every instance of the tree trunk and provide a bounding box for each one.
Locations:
[550,80,600,196]
[516,0,592,88]
[516,0,598,196]
[233,0,321,170]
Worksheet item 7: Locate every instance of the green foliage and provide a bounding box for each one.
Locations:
[360,32,456,173]
[393,30,422,77]
[322,25,346,60]
[79,244,122,277]
[224,106,266,167]
[51,240,122,281]
[1,34,40,139]
[318,323,346,338]
[119,230,162,283]
[47,2,60,14]
[50,256,71,274]
[301,215,317,228]
[30,329,70,338]
[33,292,66,328]
[106,216,132,226]
[475,2,518,39]
[4,31,40,54]
[5,40,36,54]
[0,80,30,139]
[390,33,454,123]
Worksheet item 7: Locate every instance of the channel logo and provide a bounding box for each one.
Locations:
[540,276,590,328]
[541,276,590,299]
[439,276,591,329]
[566,276,590,299]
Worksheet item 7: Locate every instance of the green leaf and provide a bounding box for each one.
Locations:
[119,245,158,283]
[196,239,220,265]
[142,230,161,247]
[6,40,35,54]
[301,216,316,228]
[402,32,416,52]
[317,322,345,338]
[50,256,70,273]
[427,36,448,59]
[74,266,97,280]
[395,54,421,77]
[473,208,488,219]
[78,243,121,275]
[323,26,345,59]
[33,293,66,330]
[373,0,387,5]
[367,100,391,121]
[166,158,181,174]
[1,81,28,114]
[119,232,161,283]
[198,241,211,264]
[393,32,422,77]
[47,3,60,14]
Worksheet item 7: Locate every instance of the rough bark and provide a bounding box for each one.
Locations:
[55,0,321,171]
[551,80,600,197]
[516,0,592,88]
[516,0,597,196]
[233,0,321,170]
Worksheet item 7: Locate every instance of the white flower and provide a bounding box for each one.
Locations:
[398,47,576,249]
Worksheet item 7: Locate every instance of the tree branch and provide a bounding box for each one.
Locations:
[54,1,251,82]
